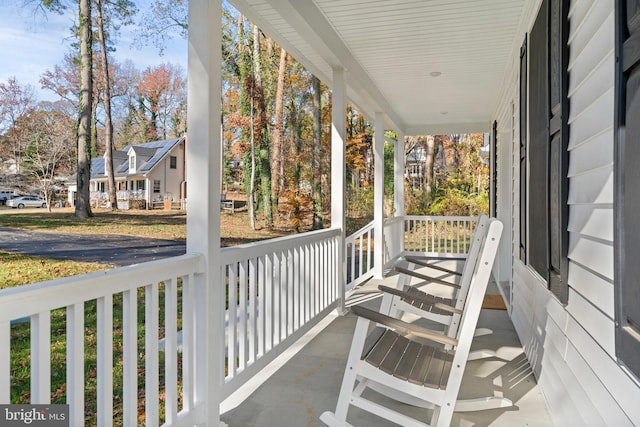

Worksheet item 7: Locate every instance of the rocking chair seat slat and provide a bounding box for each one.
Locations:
[364,328,398,368]
[362,327,386,359]
[363,329,455,390]
[377,333,409,375]
[422,346,454,389]
[395,339,422,381]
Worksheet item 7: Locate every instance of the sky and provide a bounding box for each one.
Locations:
[0,0,188,102]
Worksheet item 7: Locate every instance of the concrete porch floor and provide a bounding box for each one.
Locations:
[220,260,554,427]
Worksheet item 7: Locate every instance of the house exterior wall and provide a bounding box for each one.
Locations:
[81,139,186,208]
[497,0,640,425]
[146,140,185,201]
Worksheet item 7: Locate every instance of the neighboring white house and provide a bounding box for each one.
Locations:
[67,137,186,209]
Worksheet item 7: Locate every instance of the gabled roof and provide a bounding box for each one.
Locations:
[128,146,158,159]
[90,137,185,179]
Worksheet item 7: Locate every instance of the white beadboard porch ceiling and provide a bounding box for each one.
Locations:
[231,0,533,134]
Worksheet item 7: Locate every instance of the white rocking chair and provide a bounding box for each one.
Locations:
[321,219,509,427]
[378,214,489,330]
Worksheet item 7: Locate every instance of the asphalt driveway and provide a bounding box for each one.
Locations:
[0,227,186,266]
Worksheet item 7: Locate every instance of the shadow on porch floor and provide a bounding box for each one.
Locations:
[220,261,553,427]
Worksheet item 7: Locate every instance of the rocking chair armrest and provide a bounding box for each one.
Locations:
[394,266,461,289]
[378,285,463,315]
[350,305,459,347]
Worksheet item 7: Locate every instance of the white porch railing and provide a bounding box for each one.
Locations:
[347,215,479,291]
[219,228,341,400]
[0,216,475,426]
[345,222,374,291]
[0,254,204,427]
[403,215,478,258]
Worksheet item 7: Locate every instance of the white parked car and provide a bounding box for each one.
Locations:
[7,196,47,209]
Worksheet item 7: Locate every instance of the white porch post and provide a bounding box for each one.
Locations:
[187,0,222,425]
[331,68,347,314]
[373,112,385,278]
[394,130,405,257]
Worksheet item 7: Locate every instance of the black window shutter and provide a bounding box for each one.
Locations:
[520,37,528,261]
[548,0,570,302]
[491,120,498,218]
[529,0,550,281]
[616,0,640,380]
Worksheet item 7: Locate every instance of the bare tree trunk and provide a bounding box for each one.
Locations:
[249,90,256,230]
[237,14,255,227]
[271,47,287,206]
[96,0,118,210]
[253,24,273,228]
[424,135,435,200]
[75,0,93,219]
[311,75,323,230]
[237,15,256,229]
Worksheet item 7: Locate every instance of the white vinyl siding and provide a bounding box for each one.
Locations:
[508,0,640,424]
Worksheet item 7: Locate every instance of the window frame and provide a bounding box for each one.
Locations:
[170,156,177,169]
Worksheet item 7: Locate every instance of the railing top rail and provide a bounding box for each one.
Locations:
[383,216,403,225]
[345,220,374,242]
[220,227,340,264]
[403,215,479,221]
[0,253,203,322]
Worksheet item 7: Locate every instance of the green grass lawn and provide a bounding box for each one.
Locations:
[0,209,193,425]
[3,251,180,425]
[0,207,187,241]
[0,251,112,289]
[0,206,292,244]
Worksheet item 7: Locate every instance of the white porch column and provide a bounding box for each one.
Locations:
[331,68,347,314]
[394,130,405,257]
[374,112,385,279]
[187,0,222,425]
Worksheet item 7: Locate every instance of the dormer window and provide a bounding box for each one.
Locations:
[129,154,136,172]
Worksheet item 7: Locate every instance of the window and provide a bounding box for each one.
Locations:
[615,0,640,380]
[170,156,177,169]
[153,180,161,193]
[129,155,136,171]
[136,180,145,191]
[523,0,569,302]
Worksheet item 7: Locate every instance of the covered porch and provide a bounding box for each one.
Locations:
[0,215,552,426]
[6,0,638,425]
[220,268,553,427]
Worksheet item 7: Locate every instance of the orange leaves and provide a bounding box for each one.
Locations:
[346,131,370,174]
